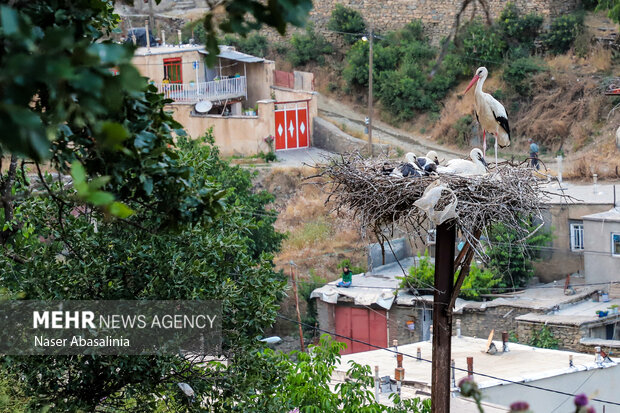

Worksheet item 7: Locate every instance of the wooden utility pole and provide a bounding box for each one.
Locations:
[367,25,374,157]
[431,223,456,413]
[290,262,305,352]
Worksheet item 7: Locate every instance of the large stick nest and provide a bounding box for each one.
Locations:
[312,152,555,256]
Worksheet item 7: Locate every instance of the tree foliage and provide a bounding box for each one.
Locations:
[287,24,334,66]
[486,221,552,289]
[238,335,432,412]
[542,12,585,54]
[596,0,620,23]
[328,4,366,44]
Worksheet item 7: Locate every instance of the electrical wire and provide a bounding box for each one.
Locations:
[276,314,620,407]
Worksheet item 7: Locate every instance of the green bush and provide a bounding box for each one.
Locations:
[543,12,585,54]
[397,251,500,300]
[461,21,506,67]
[287,25,333,66]
[486,220,552,289]
[458,264,501,300]
[182,19,207,44]
[328,4,366,44]
[498,2,543,48]
[397,251,435,290]
[502,57,547,96]
[528,325,559,349]
[452,114,474,147]
[222,33,269,57]
[337,258,365,274]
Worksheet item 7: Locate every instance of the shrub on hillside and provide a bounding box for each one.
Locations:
[287,25,333,66]
[452,114,474,147]
[222,33,269,57]
[498,2,543,48]
[182,19,207,44]
[461,21,506,67]
[328,4,366,44]
[343,41,400,87]
[542,12,585,54]
[502,57,547,96]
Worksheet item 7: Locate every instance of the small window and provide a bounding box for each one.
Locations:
[612,233,620,256]
[163,58,183,84]
[569,222,584,251]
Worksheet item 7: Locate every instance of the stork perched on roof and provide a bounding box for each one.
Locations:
[464,67,510,166]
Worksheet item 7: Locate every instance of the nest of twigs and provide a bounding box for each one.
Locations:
[312,152,556,257]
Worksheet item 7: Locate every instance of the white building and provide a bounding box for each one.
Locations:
[334,336,619,412]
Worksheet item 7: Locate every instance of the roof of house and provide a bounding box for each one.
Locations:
[582,207,620,222]
[134,44,266,63]
[516,296,620,326]
[334,336,618,392]
[310,256,596,312]
[542,182,619,205]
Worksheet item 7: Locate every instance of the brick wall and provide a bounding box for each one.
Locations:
[517,321,586,351]
[263,0,581,46]
[455,305,542,338]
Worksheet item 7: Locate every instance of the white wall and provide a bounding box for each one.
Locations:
[583,219,620,284]
[481,365,619,412]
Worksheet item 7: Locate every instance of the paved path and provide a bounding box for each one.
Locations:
[275,147,335,167]
[318,94,466,161]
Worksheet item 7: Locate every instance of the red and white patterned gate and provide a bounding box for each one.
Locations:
[274,100,310,151]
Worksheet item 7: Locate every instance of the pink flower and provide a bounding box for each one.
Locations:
[509,401,530,411]
[574,393,589,407]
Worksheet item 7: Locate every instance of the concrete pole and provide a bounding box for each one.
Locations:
[431,222,456,413]
[367,25,373,157]
[145,20,150,50]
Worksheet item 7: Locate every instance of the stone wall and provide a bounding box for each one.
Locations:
[455,305,541,339]
[313,116,388,154]
[517,320,586,351]
[263,0,581,46]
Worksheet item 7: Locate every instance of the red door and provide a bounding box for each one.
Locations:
[285,109,297,149]
[275,110,286,150]
[334,305,387,355]
[297,108,308,148]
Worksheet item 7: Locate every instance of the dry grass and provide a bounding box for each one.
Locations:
[261,167,367,281]
[590,46,612,72]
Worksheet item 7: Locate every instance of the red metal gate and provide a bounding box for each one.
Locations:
[274,101,310,151]
[334,306,387,355]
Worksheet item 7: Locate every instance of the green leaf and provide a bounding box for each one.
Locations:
[0,6,19,36]
[99,121,130,149]
[108,201,134,218]
[86,191,115,206]
[70,161,86,185]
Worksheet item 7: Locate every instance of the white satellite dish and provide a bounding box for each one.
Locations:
[195,100,213,113]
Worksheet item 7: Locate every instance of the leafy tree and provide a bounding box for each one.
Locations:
[498,3,544,49]
[287,24,334,66]
[397,251,499,300]
[486,221,552,289]
[542,12,585,54]
[596,0,620,23]
[328,4,366,44]
[222,33,270,57]
[239,334,432,412]
[460,21,506,67]
[0,131,287,410]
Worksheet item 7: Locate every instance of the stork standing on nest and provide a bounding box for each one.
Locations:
[464,67,510,167]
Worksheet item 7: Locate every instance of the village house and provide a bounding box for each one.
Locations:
[131,43,317,156]
[333,336,618,412]
[534,183,617,282]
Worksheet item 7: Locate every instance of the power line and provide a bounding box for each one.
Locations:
[276,314,620,407]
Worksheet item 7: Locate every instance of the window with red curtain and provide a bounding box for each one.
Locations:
[163,58,182,83]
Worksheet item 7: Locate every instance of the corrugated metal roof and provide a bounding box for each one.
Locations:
[198,46,265,63]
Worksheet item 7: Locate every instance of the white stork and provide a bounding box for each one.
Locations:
[464,67,510,166]
[437,148,488,176]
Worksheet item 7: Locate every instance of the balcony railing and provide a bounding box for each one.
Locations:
[157,76,247,103]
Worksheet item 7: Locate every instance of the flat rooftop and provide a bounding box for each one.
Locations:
[334,336,618,391]
[134,44,204,56]
[542,182,619,205]
[517,296,620,326]
[582,207,620,222]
